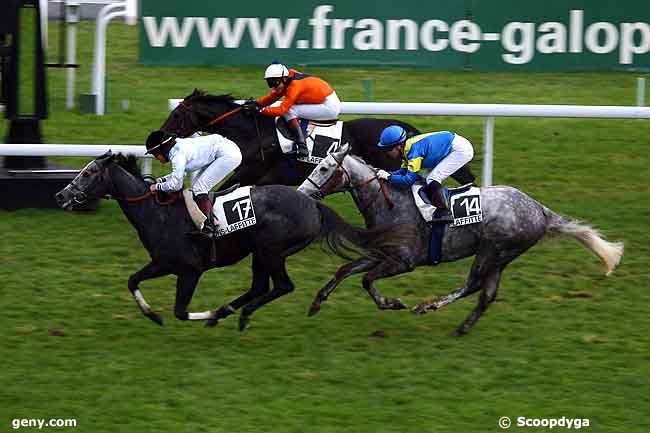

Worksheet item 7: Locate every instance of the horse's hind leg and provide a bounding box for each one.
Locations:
[172,270,207,321]
[309,257,377,316]
[361,258,414,310]
[454,266,504,336]
[412,253,489,315]
[128,261,172,325]
[239,258,294,331]
[205,254,271,327]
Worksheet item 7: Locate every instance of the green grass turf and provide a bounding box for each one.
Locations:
[1,22,649,433]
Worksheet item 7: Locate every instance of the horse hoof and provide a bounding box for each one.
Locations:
[146,312,164,326]
[451,327,469,337]
[411,304,429,315]
[308,303,321,316]
[239,315,250,332]
[204,318,219,328]
[391,298,408,310]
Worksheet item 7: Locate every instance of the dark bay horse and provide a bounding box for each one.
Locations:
[55,152,397,331]
[160,90,422,190]
[297,146,624,335]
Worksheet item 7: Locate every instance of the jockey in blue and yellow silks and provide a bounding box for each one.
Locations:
[376,126,475,223]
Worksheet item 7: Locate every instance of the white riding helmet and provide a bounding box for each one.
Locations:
[264,63,289,79]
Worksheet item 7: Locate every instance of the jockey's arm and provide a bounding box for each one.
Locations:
[260,86,299,117]
[388,157,423,186]
[256,89,282,107]
[156,155,187,192]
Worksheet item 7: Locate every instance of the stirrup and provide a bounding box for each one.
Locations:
[296,142,309,158]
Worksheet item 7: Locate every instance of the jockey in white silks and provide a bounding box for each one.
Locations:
[145,130,242,237]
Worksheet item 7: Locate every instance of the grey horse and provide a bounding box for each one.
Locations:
[297,145,624,335]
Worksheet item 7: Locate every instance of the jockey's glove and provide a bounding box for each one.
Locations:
[376,170,391,181]
[241,98,262,112]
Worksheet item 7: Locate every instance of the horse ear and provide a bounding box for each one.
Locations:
[99,150,113,160]
[337,143,351,156]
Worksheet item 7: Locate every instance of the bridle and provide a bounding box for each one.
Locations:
[308,153,394,209]
[66,160,181,207]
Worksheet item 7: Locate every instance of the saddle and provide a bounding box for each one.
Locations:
[275,117,338,143]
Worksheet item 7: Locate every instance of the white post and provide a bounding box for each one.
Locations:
[637,77,646,107]
[125,0,138,25]
[65,1,80,110]
[92,2,126,115]
[482,117,494,186]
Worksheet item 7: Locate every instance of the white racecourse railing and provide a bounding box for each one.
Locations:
[168,100,650,185]
[0,144,153,175]
[2,102,649,185]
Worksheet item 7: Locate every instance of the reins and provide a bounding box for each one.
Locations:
[206,107,242,126]
[117,190,182,205]
[329,154,395,210]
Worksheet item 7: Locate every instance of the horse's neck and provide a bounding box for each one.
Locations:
[208,106,273,142]
[346,157,417,228]
[109,165,159,238]
[346,158,392,228]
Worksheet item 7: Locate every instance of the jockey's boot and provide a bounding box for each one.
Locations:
[288,118,309,158]
[425,181,453,223]
[451,164,476,185]
[195,194,218,238]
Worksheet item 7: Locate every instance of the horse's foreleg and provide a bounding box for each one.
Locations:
[128,261,172,325]
[309,257,376,316]
[361,259,413,310]
[454,266,504,336]
[205,255,271,327]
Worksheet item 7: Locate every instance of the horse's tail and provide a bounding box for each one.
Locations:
[315,202,407,261]
[544,209,624,276]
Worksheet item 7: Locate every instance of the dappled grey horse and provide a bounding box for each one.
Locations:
[298,146,624,335]
[55,152,395,331]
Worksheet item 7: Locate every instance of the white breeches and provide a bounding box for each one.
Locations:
[425,134,474,184]
[191,140,242,194]
[284,92,341,121]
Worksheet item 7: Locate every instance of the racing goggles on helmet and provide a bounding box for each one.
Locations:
[266,77,283,88]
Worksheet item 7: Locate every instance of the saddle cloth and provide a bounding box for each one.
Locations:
[274,118,343,164]
[411,182,482,228]
[183,185,257,237]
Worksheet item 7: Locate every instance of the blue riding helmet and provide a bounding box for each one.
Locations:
[377,125,407,149]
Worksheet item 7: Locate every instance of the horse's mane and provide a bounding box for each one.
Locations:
[113,153,142,179]
[184,89,238,106]
[348,153,377,171]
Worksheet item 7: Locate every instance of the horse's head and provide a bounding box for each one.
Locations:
[56,151,116,210]
[160,89,241,138]
[298,144,355,200]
